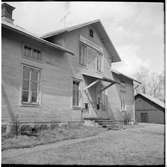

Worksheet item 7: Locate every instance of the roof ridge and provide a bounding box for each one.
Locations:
[41,19,101,39]
[136,93,165,108]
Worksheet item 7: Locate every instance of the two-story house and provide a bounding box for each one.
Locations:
[42,19,136,123]
[2,3,136,134]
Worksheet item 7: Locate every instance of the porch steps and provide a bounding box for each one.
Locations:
[84,118,124,130]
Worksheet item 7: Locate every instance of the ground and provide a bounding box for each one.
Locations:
[2,123,165,165]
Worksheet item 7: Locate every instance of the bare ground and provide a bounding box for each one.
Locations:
[2,123,165,165]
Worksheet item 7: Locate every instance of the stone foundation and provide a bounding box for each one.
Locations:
[2,121,84,137]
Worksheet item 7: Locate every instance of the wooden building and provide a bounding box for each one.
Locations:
[2,3,138,133]
[135,93,165,124]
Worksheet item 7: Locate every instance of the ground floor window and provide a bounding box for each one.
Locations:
[73,80,80,107]
[21,64,40,104]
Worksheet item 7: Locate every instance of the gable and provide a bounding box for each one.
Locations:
[42,20,121,63]
[135,95,165,112]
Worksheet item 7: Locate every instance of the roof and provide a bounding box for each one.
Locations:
[111,69,141,84]
[41,19,121,62]
[2,20,74,55]
[135,93,165,109]
[2,3,15,10]
[82,73,120,84]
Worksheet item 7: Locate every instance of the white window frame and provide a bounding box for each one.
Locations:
[23,45,42,61]
[79,42,87,66]
[97,51,103,72]
[21,64,41,105]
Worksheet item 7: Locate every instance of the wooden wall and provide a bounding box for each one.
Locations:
[2,28,82,124]
[135,96,164,124]
[48,25,134,122]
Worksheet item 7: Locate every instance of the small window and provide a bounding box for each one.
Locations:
[79,43,87,66]
[33,49,41,60]
[24,45,41,61]
[73,80,80,107]
[24,46,32,58]
[89,29,94,37]
[21,65,40,105]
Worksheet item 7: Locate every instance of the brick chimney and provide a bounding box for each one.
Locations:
[2,3,15,24]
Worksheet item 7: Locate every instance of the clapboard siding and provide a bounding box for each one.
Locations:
[135,96,164,124]
[2,28,80,124]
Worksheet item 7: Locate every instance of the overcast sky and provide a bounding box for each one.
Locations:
[7,2,164,77]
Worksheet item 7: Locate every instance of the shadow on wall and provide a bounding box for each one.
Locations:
[2,83,18,135]
[105,94,115,121]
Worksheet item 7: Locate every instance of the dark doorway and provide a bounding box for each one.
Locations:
[140,113,148,122]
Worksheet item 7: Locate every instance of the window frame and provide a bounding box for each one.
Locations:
[23,44,42,61]
[120,89,126,111]
[97,51,103,72]
[21,64,41,106]
[89,29,94,38]
[79,42,87,66]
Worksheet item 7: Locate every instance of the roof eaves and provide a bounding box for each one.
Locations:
[96,22,121,63]
[2,21,74,55]
[135,93,165,109]
[111,70,141,84]
[41,19,101,39]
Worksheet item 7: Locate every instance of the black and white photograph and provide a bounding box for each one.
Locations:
[1,1,165,166]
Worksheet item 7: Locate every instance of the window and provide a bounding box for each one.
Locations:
[73,80,80,106]
[24,46,32,58]
[121,95,126,111]
[79,42,87,66]
[97,52,102,72]
[33,49,41,60]
[141,113,148,122]
[85,103,88,110]
[24,45,41,61]
[120,90,126,111]
[89,29,94,37]
[97,97,101,110]
[22,65,40,104]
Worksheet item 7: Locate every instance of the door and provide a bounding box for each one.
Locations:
[140,112,148,122]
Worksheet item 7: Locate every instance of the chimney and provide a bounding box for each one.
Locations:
[2,3,15,24]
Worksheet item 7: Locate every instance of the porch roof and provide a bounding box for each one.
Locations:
[82,73,120,84]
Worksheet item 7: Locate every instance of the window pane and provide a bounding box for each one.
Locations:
[31,69,38,81]
[31,82,38,91]
[24,46,31,57]
[23,66,30,80]
[33,49,41,60]
[23,80,29,90]
[79,43,87,65]
[22,91,29,102]
[73,81,79,106]
[73,81,75,106]
[31,91,37,103]
[76,85,78,106]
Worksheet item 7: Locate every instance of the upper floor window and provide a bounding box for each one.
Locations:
[22,65,40,105]
[24,45,42,61]
[97,52,102,72]
[79,42,87,66]
[89,29,94,38]
[73,80,80,107]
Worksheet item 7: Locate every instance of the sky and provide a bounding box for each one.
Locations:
[7,2,164,77]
